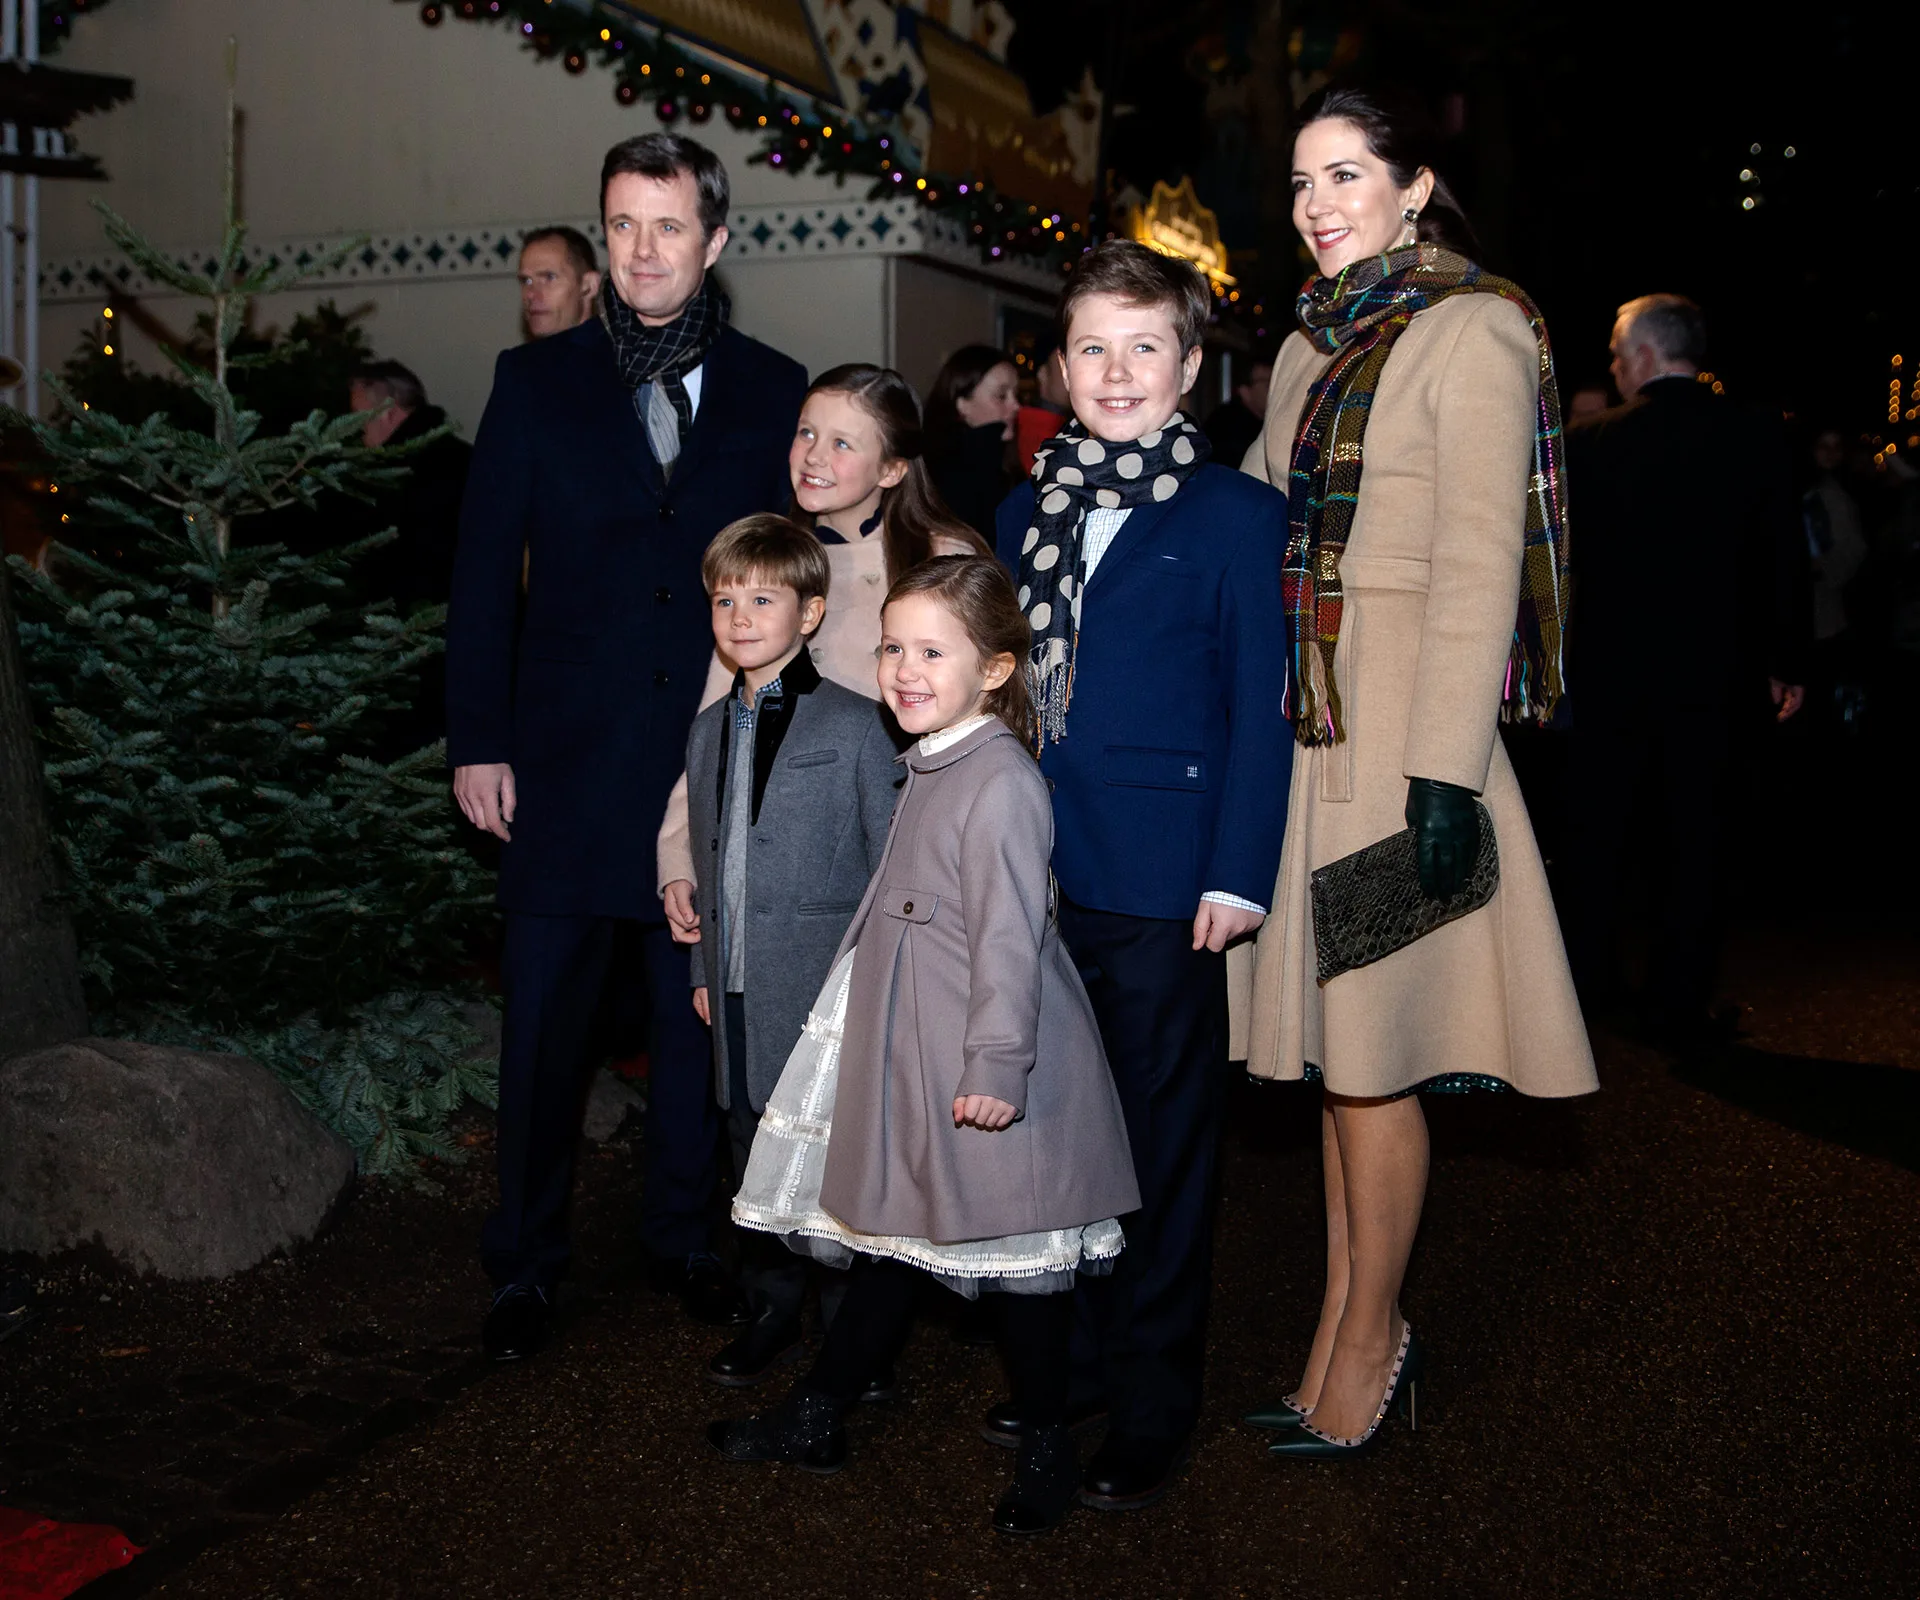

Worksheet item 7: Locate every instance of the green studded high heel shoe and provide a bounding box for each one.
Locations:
[1244,1394,1313,1431]
[1268,1324,1424,1461]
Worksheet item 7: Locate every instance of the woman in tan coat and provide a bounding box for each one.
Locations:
[1239,89,1597,1458]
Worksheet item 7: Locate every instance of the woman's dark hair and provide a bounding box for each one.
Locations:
[923,344,1015,452]
[792,363,993,585]
[883,556,1035,745]
[1296,87,1480,259]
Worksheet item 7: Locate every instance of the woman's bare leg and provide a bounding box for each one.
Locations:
[1304,1092,1429,1439]
[1291,1095,1349,1409]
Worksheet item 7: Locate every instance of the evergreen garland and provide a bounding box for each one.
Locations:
[5,69,494,1182]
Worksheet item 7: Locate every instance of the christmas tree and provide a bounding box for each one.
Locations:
[5,52,494,1179]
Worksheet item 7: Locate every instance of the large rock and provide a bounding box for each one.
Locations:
[582,1069,645,1143]
[0,1038,356,1279]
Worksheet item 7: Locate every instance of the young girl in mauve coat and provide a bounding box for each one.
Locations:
[712,556,1139,1536]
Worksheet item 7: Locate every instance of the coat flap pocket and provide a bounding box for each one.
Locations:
[785,749,840,769]
[1104,746,1207,790]
[881,888,938,923]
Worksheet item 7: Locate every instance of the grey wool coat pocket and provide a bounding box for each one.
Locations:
[819,721,1141,1246]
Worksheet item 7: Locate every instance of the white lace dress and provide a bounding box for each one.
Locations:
[730,717,1127,1300]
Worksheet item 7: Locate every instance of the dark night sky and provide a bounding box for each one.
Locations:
[1005,0,1920,434]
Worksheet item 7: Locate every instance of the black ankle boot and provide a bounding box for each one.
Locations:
[706,1386,848,1474]
[992,1424,1079,1535]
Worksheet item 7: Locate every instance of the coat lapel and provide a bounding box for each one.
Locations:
[576,320,664,497]
[1082,493,1183,599]
[661,325,740,489]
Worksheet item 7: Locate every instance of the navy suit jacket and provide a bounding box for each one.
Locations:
[446,318,807,917]
[995,464,1292,920]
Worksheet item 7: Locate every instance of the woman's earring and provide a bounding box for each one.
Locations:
[1402,207,1419,224]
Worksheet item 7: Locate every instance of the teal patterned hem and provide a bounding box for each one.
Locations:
[1298,1063,1512,1101]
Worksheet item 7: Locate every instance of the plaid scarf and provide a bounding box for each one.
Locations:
[1284,243,1570,745]
[600,274,730,465]
[1017,414,1210,746]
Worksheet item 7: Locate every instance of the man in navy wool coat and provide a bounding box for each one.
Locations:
[446,134,807,1361]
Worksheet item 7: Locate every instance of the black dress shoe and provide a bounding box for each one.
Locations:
[1078,1432,1189,1512]
[979,1394,1108,1449]
[648,1252,751,1327]
[707,1386,848,1474]
[859,1364,898,1404]
[707,1311,804,1387]
[483,1284,552,1362]
[993,1425,1079,1536]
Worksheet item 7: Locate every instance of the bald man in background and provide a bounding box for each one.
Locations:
[1564,293,1810,1054]
[519,226,602,340]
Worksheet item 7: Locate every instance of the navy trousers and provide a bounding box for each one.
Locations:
[1056,896,1231,1443]
[481,912,719,1289]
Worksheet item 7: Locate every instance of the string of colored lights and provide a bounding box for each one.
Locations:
[411,0,1090,274]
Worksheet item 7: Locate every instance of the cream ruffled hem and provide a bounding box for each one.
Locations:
[731,950,1124,1300]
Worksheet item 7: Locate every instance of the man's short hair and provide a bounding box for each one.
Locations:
[701,514,830,605]
[600,134,730,237]
[1058,240,1212,356]
[1618,294,1708,369]
[521,225,598,278]
[351,360,426,413]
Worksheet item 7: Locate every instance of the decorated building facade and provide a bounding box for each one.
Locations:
[32,0,1100,431]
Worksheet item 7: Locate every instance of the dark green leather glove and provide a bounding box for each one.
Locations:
[1405,777,1480,901]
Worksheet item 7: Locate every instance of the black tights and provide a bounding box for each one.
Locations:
[804,1255,1075,1426]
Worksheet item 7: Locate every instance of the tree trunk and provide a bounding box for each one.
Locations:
[0,559,87,1059]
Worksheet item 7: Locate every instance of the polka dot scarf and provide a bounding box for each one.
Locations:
[1016,415,1211,747]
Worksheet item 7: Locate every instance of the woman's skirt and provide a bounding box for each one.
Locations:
[731,950,1125,1300]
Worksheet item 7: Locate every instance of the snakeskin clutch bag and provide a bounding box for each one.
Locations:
[1310,803,1499,984]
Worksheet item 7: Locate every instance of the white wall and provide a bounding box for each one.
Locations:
[36,1,1052,435]
[722,255,889,382]
[39,0,862,431]
[45,0,835,247]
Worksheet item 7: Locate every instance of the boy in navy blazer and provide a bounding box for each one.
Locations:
[992,242,1291,1509]
[447,135,807,1361]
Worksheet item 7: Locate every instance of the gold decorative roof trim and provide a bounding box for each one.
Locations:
[613,0,840,102]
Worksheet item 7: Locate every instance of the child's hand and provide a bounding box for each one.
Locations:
[952,1094,1018,1131]
[692,986,710,1026]
[1192,899,1265,952]
[663,879,701,943]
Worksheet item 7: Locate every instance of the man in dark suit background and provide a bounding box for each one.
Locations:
[447,134,808,1359]
[1564,293,1810,1050]
[347,361,471,755]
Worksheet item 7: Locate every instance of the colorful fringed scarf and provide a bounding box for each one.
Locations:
[1283,242,1571,745]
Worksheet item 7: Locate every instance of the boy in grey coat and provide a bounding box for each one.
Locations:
[680,516,903,1385]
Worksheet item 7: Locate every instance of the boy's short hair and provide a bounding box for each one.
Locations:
[1058,240,1212,356]
[701,514,831,604]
